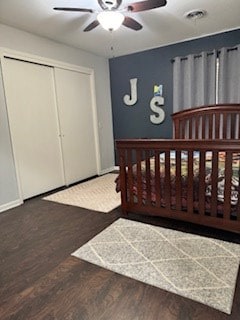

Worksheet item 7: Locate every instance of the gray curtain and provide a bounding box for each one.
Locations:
[218,44,240,103]
[173,51,216,112]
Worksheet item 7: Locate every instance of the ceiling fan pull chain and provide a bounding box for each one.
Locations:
[110,31,115,58]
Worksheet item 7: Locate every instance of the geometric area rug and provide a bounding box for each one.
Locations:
[43,173,120,213]
[72,218,240,314]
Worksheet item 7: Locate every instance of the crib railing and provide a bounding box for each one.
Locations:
[172,104,240,139]
[116,139,240,233]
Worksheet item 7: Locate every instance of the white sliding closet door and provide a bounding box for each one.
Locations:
[2,58,64,199]
[54,68,98,185]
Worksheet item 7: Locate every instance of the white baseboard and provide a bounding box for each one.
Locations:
[0,199,22,213]
[99,166,117,175]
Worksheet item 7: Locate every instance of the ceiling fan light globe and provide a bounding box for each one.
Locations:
[97,11,124,31]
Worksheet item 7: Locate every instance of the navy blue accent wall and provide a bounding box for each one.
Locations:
[109,29,240,157]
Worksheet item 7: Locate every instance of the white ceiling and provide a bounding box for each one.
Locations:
[0,0,239,58]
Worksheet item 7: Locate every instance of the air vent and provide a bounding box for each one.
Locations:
[185,9,207,20]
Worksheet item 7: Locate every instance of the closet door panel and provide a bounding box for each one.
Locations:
[2,58,64,199]
[54,68,98,185]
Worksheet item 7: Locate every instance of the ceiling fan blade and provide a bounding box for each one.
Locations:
[127,0,167,12]
[53,7,94,13]
[122,16,142,31]
[83,20,100,32]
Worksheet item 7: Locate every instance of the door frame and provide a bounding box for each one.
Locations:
[0,47,101,203]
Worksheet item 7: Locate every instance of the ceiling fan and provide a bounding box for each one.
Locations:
[54,0,167,32]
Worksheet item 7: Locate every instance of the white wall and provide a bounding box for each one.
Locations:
[0,23,115,210]
[0,62,19,209]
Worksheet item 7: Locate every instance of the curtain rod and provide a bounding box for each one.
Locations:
[171,46,238,63]
[171,52,214,63]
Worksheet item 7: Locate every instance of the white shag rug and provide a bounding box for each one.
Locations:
[43,173,120,213]
[72,218,240,315]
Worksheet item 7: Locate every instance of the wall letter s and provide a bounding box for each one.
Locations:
[150,96,165,124]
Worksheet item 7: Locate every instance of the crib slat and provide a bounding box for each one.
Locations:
[236,166,240,221]
[119,149,127,212]
[231,114,236,139]
[198,151,206,216]
[174,119,180,138]
[211,151,219,216]
[223,114,228,139]
[175,150,182,210]
[187,151,194,213]
[127,149,134,205]
[238,115,240,139]
[195,116,199,139]
[154,151,161,207]
[202,115,206,139]
[223,152,233,220]
[215,114,220,139]
[165,151,171,210]
[136,150,143,205]
[145,150,151,206]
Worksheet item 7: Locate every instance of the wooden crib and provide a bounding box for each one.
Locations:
[115,104,240,233]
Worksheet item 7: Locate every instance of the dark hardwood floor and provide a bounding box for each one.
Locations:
[0,196,239,320]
